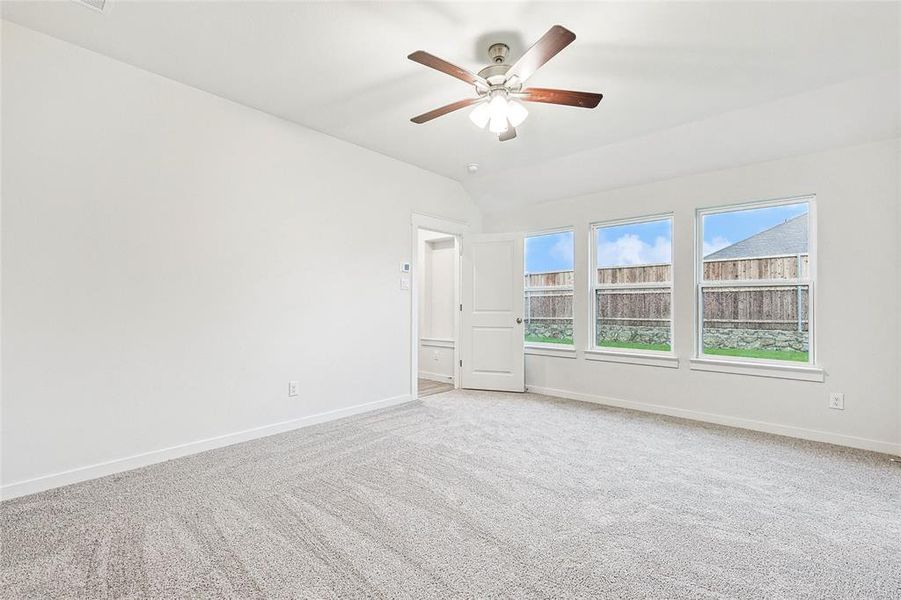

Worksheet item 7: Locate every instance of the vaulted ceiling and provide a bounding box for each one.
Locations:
[4,1,898,213]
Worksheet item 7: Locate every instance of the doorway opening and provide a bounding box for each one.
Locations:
[415,227,459,399]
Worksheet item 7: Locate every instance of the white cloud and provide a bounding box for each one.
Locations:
[703,236,731,257]
[549,235,574,264]
[598,234,671,267]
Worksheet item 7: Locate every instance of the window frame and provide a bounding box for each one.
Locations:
[523,226,576,351]
[589,213,676,357]
[694,195,817,368]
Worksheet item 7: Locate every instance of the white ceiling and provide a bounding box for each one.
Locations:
[4,1,899,213]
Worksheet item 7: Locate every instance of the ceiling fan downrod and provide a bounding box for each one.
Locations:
[487,43,509,64]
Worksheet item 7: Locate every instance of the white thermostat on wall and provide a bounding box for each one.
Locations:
[400,262,411,273]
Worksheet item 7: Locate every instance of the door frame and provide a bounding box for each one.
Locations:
[410,213,469,400]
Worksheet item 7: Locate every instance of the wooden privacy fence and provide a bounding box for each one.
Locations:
[525,254,810,331]
[595,288,670,326]
[524,290,573,320]
[525,271,574,288]
[702,254,809,332]
[702,286,808,331]
[524,271,573,322]
[703,254,809,281]
[597,264,671,285]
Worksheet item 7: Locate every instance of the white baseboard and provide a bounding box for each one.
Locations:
[527,385,901,457]
[418,371,454,383]
[1,394,413,501]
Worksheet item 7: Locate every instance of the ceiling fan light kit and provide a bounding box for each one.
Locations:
[469,102,491,128]
[408,25,602,142]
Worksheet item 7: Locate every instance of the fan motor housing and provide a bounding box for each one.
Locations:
[477,63,509,81]
[477,65,521,92]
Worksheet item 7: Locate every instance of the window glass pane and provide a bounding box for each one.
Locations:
[596,288,672,351]
[597,219,672,281]
[701,284,809,362]
[524,231,573,345]
[700,200,811,363]
[702,202,809,281]
[595,218,672,351]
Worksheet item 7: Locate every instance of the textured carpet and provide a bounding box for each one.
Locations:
[2,390,900,599]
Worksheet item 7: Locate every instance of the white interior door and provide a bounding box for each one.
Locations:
[461,233,525,392]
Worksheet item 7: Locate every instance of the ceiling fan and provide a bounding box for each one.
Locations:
[408,25,602,142]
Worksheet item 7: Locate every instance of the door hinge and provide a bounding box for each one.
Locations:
[459,303,463,311]
[459,359,462,367]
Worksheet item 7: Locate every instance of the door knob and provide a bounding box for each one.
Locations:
[516,317,523,324]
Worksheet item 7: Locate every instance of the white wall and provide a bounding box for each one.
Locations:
[484,139,900,454]
[418,340,455,383]
[423,237,456,340]
[417,231,455,382]
[0,22,480,495]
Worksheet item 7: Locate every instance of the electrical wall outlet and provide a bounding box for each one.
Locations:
[400,278,410,290]
[828,392,844,410]
[288,380,299,397]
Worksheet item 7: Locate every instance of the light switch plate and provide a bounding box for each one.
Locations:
[400,262,411,273]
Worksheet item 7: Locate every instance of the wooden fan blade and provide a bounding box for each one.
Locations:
[410,97,482,124]
[505,25,576,85]
[498,120,516,142]
[520,88,603,108]
[408,51,489,88]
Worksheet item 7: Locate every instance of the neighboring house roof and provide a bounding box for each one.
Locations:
[705,214,808,260]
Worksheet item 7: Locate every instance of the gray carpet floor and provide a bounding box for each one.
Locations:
[2,390,900,599]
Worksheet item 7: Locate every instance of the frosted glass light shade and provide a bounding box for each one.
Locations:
[488,94,509,133]
[507,100,528,127]
[469,102,490,129]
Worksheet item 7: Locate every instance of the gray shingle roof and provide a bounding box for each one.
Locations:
[705,213,808,260]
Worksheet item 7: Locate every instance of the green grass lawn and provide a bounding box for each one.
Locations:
[525,334,573,345]
[525,336,807,362]
[703,347,809,362]
[598,340,671,352]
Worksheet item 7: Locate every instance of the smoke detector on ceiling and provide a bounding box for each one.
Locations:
[73,0,106,12]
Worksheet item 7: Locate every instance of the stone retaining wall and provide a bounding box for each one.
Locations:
[529,320,808,352]
[597,324,671,346]
[703,328,808,352]
[525,319,572,341]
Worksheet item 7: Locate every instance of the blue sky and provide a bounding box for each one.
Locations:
[702,202,808,256]
[525,203,809,271]
[596,219,672,267]
[525,231,573,272]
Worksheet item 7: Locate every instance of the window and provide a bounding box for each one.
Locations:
[698,198,813,364]
[524,230,574,345]
[591,216,673,352]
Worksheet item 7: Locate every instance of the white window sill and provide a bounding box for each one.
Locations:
[583,349,679,369]
[689,357,824,382]
[525,344,577,359]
